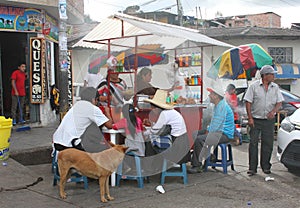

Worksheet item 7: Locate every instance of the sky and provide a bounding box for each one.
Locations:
[84,0,300,28]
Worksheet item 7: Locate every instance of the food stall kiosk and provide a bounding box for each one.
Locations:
[82,14,233,145]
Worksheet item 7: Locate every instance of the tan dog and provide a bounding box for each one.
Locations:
[57,142,128,202]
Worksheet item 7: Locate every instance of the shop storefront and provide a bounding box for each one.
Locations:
[0,5,59,125]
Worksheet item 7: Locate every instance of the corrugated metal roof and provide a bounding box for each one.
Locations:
[114,13,234,48]
[72,13,233,51]
[198,27,300,39]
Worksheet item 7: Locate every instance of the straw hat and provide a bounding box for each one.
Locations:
[143,89,173,109]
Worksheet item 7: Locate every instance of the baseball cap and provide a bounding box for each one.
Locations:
[207,87,224,97]
[260,65,277,75]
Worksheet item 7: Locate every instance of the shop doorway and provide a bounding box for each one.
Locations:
[0,32,28,118]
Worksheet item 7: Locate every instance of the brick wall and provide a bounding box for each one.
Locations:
[225,12,281,28]
[247,13,281,28]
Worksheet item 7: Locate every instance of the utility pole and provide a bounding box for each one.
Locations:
[176,0,183,26]
[58,0,69,116]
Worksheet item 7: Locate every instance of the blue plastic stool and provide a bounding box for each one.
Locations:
[52,150,88,189]
[160,159,188,185]
[116,151,149,188]
[205,143,234,174]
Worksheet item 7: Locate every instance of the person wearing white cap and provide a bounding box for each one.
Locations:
[244,65,284,176]
[96,69,128,107]
[188,87,235,174]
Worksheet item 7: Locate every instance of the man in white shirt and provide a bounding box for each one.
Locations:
[53,87,112,151]
[244,65,284,175]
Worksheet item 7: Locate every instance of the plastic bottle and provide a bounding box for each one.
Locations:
[166,96,171,103]
[194,75,198,85]
[191,75,195,85]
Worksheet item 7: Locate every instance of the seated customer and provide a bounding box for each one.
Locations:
[53,87,113,151]
[188,86,234,174]
[143,90,191,167]
[112,103,145,157]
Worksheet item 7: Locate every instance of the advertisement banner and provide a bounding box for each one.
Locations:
[59,0,68,20]
[30,37,45,104]
[44,13,59,42]
[0,6,43,32]
[67,50,73,108]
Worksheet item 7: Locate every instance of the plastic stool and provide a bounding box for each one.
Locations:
[160,159,188,185]
[205,143,234,174]
[52,150,88,189]
[116,151,149,188]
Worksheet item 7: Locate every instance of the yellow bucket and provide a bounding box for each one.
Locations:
[0,117,12,160]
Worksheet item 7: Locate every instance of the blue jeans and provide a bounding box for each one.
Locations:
[11,95,25,121]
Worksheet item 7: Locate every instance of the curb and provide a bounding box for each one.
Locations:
[10,146,52,166]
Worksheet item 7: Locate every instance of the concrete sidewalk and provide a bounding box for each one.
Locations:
[1,123,300,208]
[9,121,59,165]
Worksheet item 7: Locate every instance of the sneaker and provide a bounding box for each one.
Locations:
[19,119,26,124]
[247,169,257,176]
[187,166,204,174]
[210,154,217,163]
[262,169,271,174]
[13,119,17,126]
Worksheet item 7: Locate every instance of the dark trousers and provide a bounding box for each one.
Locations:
[249,118,275,171]
[54,138,85,151]
[11,95,25,121]
[191,130,230,167]
[143,133,191,175]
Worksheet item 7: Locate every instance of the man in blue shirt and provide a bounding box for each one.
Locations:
[188,86,234,173]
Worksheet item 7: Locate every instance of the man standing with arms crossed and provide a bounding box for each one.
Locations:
[244,65,284,176]
[11,62,26,125]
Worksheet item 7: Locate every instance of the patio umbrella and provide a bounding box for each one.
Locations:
[88,52,126,73]
[208,43,273,80]
[88,52,165,72]
[123,53,166,70]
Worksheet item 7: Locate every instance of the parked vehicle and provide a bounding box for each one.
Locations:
[277,108,300,171]
[236,87,300,121]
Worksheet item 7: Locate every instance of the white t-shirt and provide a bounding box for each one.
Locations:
[151,109,187,137]
[53,100,109,147]
[84,73,103,88]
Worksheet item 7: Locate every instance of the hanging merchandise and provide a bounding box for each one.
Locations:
[50,85,60,114]
[59,0,68,20]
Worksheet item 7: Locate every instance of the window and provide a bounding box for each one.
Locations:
[268,47,293,63]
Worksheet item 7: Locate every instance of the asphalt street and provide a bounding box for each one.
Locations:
[1,122,299,208]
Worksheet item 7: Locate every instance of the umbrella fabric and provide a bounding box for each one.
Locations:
[88,52,126,73]
[123,53,165,70]
[208,43,273,80]
[124,54,151,70]
[88,54,107,74]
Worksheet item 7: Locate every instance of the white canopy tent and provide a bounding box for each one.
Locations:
[73,13,233,51]
[71,13,234,97]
